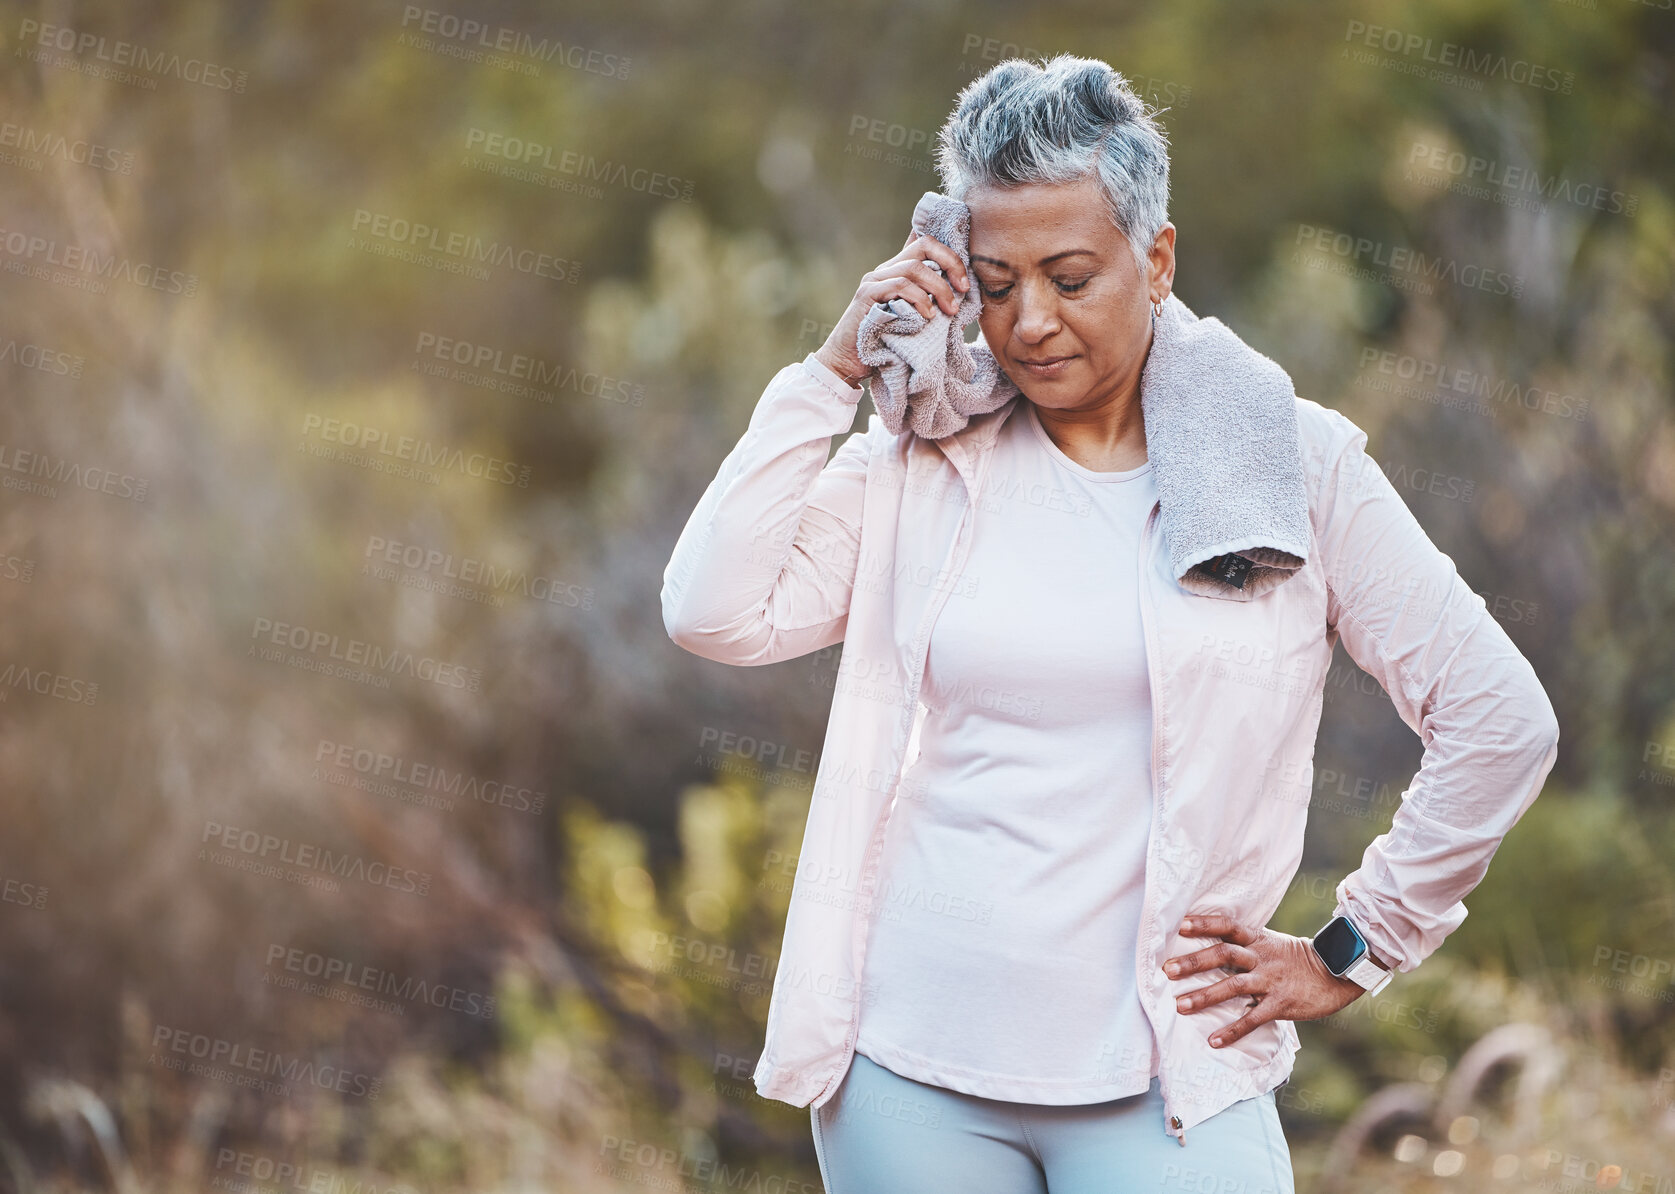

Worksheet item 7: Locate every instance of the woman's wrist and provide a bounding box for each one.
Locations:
[813,347,869,389]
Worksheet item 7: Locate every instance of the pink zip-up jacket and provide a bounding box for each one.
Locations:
[659,350,1560,1144]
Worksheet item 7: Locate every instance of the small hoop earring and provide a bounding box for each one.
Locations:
[1151,297,1165,319]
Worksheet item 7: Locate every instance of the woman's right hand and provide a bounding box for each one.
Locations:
[813,229,972,385]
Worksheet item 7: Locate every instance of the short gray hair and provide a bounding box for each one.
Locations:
[935,54,1172,278]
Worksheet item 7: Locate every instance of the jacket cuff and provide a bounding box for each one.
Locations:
[1334,899,1406,974]
[800,352,865,403]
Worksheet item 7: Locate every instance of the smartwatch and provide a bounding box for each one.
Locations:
[1312,914,1393,997]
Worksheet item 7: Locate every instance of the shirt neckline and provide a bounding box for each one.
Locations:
[1023,400,1152,484]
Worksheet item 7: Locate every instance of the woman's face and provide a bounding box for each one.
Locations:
[966,174,1175,413]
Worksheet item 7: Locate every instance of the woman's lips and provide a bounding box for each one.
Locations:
[1018,355,1078,377]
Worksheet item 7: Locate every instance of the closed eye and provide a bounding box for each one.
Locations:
[980,278,1091,301]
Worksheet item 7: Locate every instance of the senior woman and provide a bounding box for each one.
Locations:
[661,54,1559,1194]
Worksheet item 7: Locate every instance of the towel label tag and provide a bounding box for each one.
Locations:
[1210,553,1252,589]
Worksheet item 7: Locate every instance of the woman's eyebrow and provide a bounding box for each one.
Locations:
[969,249,1097,268]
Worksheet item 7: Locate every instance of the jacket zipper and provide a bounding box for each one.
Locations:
[832,438,986,1099]
[1135,497,1186,1145]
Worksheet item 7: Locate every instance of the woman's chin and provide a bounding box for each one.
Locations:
[1017,378,1095,407]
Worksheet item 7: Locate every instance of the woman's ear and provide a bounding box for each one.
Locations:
[1148,222,1178,297]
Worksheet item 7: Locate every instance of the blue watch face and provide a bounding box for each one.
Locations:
[1315,916,1368,975]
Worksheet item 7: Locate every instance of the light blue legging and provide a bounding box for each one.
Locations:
[811,1051,1295,1194]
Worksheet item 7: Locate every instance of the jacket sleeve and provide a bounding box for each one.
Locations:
[1310,410,1561,975]
[661,352,879,666]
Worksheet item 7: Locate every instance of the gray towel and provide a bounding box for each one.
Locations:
[855,192,1022,441]
[854,190,1312,601]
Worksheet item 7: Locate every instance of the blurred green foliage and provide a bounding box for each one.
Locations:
[0,0,1671,1189]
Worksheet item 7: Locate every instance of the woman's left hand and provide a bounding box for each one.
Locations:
[1162,913,1381,1048]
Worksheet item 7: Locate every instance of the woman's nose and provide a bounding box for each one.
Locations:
[1013,281,1060,339]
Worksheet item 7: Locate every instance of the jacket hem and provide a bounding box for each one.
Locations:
[752,1057,847,1110]
[1165,1030,1301,1138]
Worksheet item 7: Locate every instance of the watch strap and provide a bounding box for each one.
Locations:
[1345,952,1393,996]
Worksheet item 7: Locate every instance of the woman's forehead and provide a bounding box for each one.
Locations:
[966,178,1125,264]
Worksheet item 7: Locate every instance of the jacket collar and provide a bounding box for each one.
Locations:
[927,391,1028,506]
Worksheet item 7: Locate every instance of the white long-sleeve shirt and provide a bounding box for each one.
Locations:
[854,399,1165,1103]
